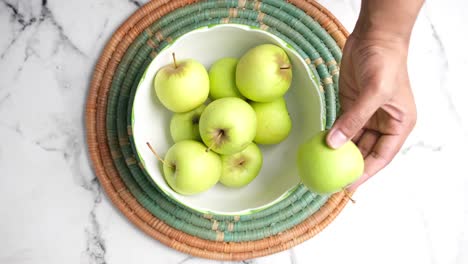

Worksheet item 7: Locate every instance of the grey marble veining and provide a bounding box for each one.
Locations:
[1,0,138,263]
[127,0,145,8]
[84,179,105,264]
[401,141,443,154]
[424,6,463,135]
[0,0,467,264]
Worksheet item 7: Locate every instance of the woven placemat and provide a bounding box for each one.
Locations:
[86,0,350,260]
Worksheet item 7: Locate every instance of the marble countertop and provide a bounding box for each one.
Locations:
[1,0,467,263]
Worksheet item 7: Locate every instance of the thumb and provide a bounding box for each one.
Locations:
[326,90,384,149]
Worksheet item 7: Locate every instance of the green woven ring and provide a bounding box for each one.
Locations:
[111,1,340,239]
[106,0,341,242]
[113,16,332,240]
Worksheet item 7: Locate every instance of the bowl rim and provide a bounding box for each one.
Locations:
[130,23,323,216]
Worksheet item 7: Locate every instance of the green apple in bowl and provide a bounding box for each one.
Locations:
[297,131,364,194]
[199,97,257,155]
[153,54,209,113]
[250,98,292,145]
[170,104,206,142]
[236,44,292,102]
[209,57,244,99]
[220,143,263,188]
[161,140,221,195]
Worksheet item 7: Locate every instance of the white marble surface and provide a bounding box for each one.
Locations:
[1,0,467,263]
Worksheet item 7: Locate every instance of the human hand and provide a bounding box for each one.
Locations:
[326,31,417,191]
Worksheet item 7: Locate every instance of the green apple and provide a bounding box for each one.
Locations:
[236,44,292,102]
[209,57,244,99]
[199,97,256,155]
[250,98,292,145]
[170,104,206,142]
[297,131,364,194]
[154,55,209,113]
[220,143,263,188]
[163,140,221,195]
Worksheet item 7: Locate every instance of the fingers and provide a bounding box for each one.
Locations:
[347,132,408,191]
[327,88,385,149]
[356,130,380,157]
[352,129,365,144]
[364,133,406,176]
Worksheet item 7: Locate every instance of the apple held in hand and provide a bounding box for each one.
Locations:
[236,44,292,102]
[154,53,209,113]
[199,97,257,155]
[209,57,244,99]
[220,143,263,188]
[250,98,292,145]
[162,140,221,195]
[170,104,206,142]
[297,131,364,194]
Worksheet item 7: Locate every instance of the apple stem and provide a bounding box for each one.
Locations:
[280,64,291,70]
[205,132,223,153]
[172,52,178,68]
[343,189,356,204]
[146,142,171,168]
[205,141,216,153]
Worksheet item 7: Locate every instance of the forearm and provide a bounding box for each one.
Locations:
[354,0,424,44]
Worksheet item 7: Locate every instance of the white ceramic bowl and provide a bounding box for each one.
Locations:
[131,24,324,215]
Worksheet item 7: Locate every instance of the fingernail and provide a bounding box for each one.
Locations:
[327,129,347,149]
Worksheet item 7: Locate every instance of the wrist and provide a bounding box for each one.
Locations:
[353,17,412,46]
[353,0,424,46]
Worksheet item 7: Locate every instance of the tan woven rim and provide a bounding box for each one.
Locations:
[86,0,350,260]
